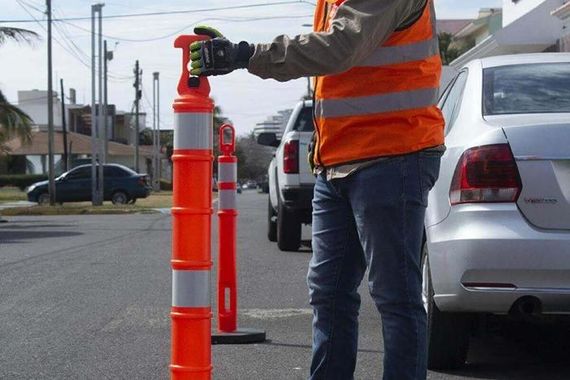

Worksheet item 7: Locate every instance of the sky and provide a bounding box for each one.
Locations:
[0,0,502,136]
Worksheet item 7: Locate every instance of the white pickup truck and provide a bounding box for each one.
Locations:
[257,101,315,251]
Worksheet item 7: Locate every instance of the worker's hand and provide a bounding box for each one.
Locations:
[308,131,316,174]
[189,26,254,76]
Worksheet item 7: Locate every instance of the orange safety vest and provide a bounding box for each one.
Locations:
[313,0,445,167]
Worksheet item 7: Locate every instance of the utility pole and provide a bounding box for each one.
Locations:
[60,79,68,172]
[103,40,108,164]
[91,3,104,206]
[46,0,56,206]
[152,72,160,191]
[134,60,141,172]
[97,7,104,204]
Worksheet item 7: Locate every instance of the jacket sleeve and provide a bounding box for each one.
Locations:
[247,0,424,82]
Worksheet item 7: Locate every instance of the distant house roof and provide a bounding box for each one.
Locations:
[436,19,473,36]
[5,131,154,157]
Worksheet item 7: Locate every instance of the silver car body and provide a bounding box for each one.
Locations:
[426,53,570,314]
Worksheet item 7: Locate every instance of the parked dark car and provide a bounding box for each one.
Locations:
[26,164,151,205]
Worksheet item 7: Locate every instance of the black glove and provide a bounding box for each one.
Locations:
[308,131,317,174]
[189,26,254,76]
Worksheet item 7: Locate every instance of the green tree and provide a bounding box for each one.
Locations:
[438,32,460,66]
[0,27,39,154]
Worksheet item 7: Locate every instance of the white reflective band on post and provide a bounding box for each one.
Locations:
[218,163,237,183]
[174,113,213,150]
[218,189,236,210]
[172,270,210,307]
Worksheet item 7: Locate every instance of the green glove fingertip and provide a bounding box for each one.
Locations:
[190,42,201,52]
[194,25,224,39]
[190,68,202,76]
[190,51,201,60]
[190,60,202,69]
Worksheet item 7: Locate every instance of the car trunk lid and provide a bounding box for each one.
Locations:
[486,115,570,230]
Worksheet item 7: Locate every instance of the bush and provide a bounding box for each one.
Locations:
[160,179,173,191]
[0,175,48,190]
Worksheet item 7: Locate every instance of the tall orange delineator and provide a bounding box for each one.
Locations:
[171,34,214,380]
[211,124,266,345]
[216,124,238,332]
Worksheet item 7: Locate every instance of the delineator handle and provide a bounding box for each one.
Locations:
[174,35,211,97]
[219,124,236,156]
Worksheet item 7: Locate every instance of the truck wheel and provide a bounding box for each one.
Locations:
[277,202,301,251]
[267,198,277,242]
[423,243,470,370]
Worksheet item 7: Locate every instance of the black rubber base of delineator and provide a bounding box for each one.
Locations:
[211,328,266,345]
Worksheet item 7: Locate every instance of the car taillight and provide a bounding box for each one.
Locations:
[283,140,299,174]
[450,144,522,205]
[138,176,148,186]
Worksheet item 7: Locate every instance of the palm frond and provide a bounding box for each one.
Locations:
[0,90,33,147]
[0,27,40,46]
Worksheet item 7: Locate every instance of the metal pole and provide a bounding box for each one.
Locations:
[103,40,108,164]
[96,6,104,205]
[60,79,68,173]
[91,4,97,206]
[46,0,56,206]
[134,60,140,172]
[156,72,161,191]
[152,72,160,191]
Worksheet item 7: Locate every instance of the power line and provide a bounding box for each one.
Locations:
[0,1,315,23]
[59,14,312,43]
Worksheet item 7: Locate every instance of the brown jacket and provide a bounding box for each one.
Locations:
[248,0,428,81]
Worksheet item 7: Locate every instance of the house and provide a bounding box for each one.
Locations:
[451,0,567,68]
[2,90,154,175]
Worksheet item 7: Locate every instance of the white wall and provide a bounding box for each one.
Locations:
[502,0,563,26]
[17,90,62,130]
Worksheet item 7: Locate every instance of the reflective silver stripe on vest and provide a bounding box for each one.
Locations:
[218,163,237,183]
[315,88,438,119]
[358,38,439,67]
[174,113,213,150]
[172,270,210,307]
[218,189,236,210]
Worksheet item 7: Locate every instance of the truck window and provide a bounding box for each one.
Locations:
[293,107,315,132]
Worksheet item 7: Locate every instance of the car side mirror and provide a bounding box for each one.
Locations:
[257,132,280,148]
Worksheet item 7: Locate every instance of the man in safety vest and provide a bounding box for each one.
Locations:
[190,0,444,378]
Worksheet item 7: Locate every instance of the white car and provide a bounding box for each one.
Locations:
[257,101,315,251]
[424,53,570,369]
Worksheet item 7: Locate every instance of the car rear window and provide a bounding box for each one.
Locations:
[483,63,570,115]
[293,107,315,132]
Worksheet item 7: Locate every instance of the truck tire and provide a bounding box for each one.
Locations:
[422,243,470,370]
[277,201,301,251]
[267,198,277,242]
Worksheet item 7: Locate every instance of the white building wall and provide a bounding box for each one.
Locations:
[502,0,561,26]
[17,90,63,131]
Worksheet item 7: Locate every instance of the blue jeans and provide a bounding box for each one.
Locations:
[308,151,441,380]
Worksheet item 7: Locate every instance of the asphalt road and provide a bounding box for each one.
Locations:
[1,191,569,379]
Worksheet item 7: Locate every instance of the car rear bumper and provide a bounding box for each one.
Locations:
[281,185,314,223]
[427,203,570,314]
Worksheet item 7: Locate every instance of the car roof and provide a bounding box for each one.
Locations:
[73,163,130,170]
[474,53,570,69]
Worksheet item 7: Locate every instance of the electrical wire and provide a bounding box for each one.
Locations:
[1,1,316,23]
[59,14,312,43]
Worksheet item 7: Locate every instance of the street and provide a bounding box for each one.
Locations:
[1,191,569,379]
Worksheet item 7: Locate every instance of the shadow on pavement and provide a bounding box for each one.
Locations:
[264,340,382,354]
[0,230,83,244]
[433,320,570,380]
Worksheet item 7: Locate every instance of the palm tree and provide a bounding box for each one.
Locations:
[0,27,39,222]
[0,27,39,153]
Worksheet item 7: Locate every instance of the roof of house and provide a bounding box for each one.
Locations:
[5,130,154,157]
[436,19,473,36]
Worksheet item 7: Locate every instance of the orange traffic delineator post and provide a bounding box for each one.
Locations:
[171,34,214,379]
[211,124,266,345]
